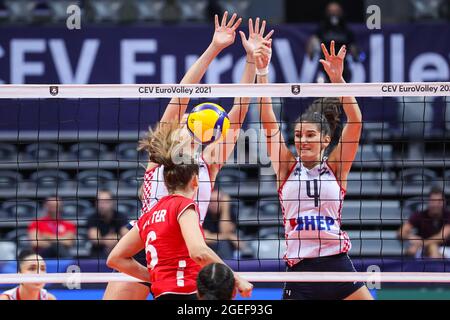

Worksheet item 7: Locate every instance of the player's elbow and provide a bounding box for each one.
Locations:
[189,245,211,265]
[106,251,120,270]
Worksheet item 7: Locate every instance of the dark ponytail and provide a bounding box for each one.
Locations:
[296,97,342,156]
[197,263,235,300]
[138,122,199,193]
[297,97,341,138]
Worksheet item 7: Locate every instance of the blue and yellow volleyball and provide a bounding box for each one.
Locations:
[187,102,230,145]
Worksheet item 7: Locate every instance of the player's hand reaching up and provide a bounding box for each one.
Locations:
[253,38,272,71]
[239,17,274,63]
[320,40,346,83]
[212,12,242,50]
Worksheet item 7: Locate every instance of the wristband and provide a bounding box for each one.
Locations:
[256,66,269,76]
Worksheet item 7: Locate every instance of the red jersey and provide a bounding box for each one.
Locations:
[137,194,203,298]
[28,215,76,237]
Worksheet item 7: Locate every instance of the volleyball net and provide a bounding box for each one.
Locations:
[0,82,450,291]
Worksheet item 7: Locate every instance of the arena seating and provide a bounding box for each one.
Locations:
[0,128,447,260]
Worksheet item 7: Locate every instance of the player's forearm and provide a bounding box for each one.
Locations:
[161,44,222,124]
[341,96,362,128]
[190,245,226,267]
[107,257,150,282]
[333,78,362,123]
[256,75,277,129]
[180,43,222,85]
[228,61,256,129]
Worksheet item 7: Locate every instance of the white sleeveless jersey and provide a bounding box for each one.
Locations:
[278,158,351,265]
[140,155,212,224]
[2,287,49,300]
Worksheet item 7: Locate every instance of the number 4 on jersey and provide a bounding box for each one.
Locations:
[306,179,320,207]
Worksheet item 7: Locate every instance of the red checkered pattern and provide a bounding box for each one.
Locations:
[141,167,157,215]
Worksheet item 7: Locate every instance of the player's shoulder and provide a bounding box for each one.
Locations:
[1,287,16,299]
[173,194,196,208]
[167,195,197,217]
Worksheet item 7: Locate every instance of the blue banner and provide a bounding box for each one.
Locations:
[0,24,449,131]
[0,24,449,85]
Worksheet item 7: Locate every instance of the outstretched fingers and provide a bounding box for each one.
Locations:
[254,17,260,34]
[248,18,254,35]
[259,20,266,36]
[330,40,335,56]
[221,11,228,27]
[214,14,219,29]
[227,13,237,28]
[231,17,242,31]
[264,29,274,40]
[337,44,347,58]
[321,43,330,59]
[239,30,247,43]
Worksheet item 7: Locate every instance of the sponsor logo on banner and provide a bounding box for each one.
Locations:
[291,85,301,95]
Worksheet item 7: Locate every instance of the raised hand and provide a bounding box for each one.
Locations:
[254,39,272,70]
[320,40,346,83]
[239,17,274,62]
[211,12,242,51]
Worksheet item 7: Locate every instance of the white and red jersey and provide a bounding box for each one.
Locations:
[2,287,49,300]
[137,194,203,299]
[278,158,351,266]
[140,155,212,224]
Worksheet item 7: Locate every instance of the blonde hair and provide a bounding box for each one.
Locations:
[138,122,198,193]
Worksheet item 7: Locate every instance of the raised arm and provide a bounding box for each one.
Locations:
[160,12,242,124]
[204,18,274,175]
[179,208,253,298]
[256,41,296,185]
[322,41,362,183]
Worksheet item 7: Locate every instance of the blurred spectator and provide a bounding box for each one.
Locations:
[410,0,449,21]
[87,190,128,258]
[203,189,252,259]
[0,250,56,300]
[398,186,450,258]
[206,0,224,22]
[197,263,235,300]
[28,197,76,258]
[306,1,359,82]
[160,0,182,23]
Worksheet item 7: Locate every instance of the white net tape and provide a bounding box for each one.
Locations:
[0,82,449,98]
[0,272,450,284]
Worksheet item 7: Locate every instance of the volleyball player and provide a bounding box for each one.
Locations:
[0,250,56,300]
[103,12,273,299]
[197,263,235,300]
[106,123,253,300]
[255,40,373,300]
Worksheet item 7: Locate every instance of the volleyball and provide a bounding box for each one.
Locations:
[187,102,230,145]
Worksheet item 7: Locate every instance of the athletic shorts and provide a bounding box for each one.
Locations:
[282,253,365,300]
[155,294,198,300]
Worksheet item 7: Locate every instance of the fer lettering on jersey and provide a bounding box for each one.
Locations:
[151,209,167,223]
